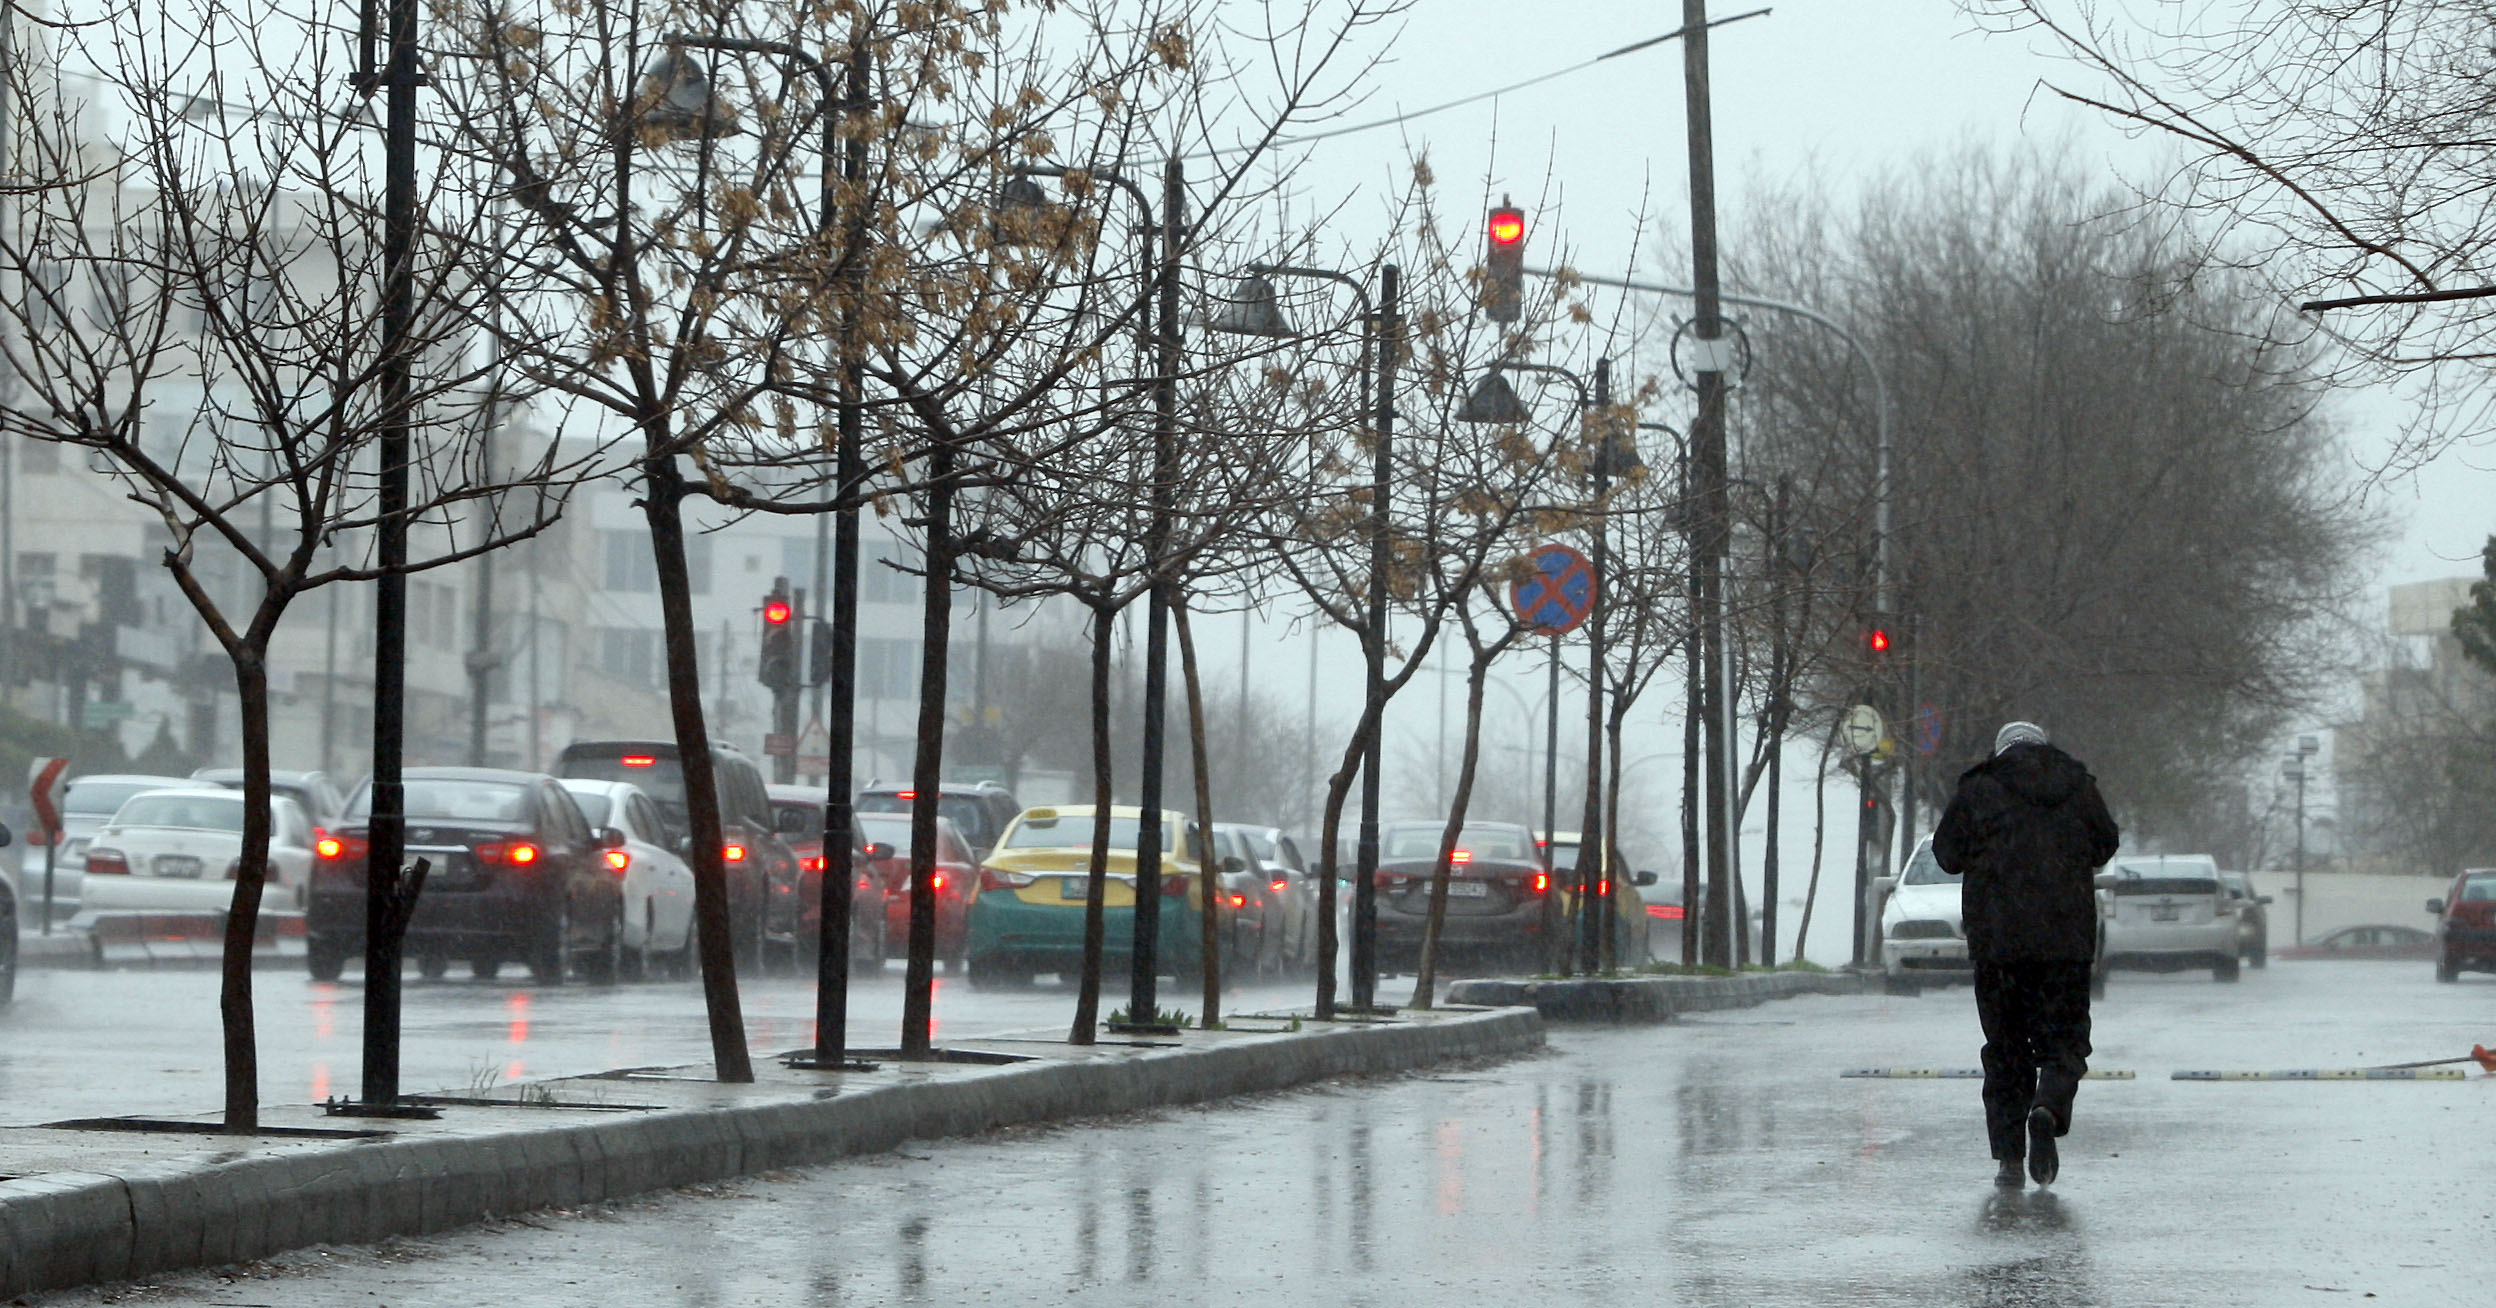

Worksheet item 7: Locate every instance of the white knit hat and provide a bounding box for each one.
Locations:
[1994,721,2049,754]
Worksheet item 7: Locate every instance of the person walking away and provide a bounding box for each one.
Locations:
[1932,720,2119,1187]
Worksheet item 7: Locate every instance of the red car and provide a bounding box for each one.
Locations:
[2431,868,2496,982]
[767,785,889,976]
[2274,924,2438,962]
[855,811,979,970]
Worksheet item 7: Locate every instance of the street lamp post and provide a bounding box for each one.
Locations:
[1212,260,1398,1017]
[2287,733,2319,944]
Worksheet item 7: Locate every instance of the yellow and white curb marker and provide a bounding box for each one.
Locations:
[2170,1068,2467,1081]
[1840,1068,2135,1080]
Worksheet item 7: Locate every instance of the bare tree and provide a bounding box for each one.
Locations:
[0,6,571,1130]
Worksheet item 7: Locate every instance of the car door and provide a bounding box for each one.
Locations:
[269,798,316,908]
[633,791,696,944]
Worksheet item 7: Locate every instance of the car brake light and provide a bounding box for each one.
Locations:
[474,841,542,867]
[931,873,947,892]
[1270,879,1288,893]
[1647,903,1685,920]
[605,849,631,874]
[724,844,748,862]
[801,854,827,874]
[86,849,130,876]
[316,836,344,859]
[897,790,917,799]
[1598,878,1610,896]
[1451,850,1472,864]
[620,755,656,767]
[1532,872,1549,894]
[1228,894,1245,908]
[981,866,1035,891]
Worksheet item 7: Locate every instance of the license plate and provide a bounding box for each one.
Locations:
[1060,876,1090,900]
[1446,880,1489,898]
[2150,906,2179,922]
[153,855,204,879]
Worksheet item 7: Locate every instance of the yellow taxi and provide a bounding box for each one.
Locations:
[964,805,1227,988]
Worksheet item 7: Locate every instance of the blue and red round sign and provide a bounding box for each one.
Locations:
[1510,544,1598,636]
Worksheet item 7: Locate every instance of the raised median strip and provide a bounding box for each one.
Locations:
[1445,968,1879,1021]
[0,1004,1540,1297]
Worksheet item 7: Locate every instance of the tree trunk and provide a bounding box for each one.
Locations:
[1794,728,1833,964]
[1069,602,1116,1045]
[219,648,272,1132]
[643,453,753,1082]
[1312,716,1370,1021]
[901,440,957,1058]
[1412,642,1494,1009]
[1173,600,1221,1029]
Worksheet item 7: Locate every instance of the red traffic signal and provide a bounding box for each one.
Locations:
[763,597,794,625]
[1483,201,1525,323]
[1867,627,1891,654]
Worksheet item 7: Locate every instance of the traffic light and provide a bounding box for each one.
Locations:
[806,617,834,687]
[758,588,798,691]
[1867,624,1892,656]
[1483,201,1525,322]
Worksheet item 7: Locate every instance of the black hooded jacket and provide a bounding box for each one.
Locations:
[1931,742,2121,963]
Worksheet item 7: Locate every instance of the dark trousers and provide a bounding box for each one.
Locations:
[1972,959,2093,1160]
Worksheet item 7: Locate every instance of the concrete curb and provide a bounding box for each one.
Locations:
[0,1006,1540,1296]
[1444,969,1877,1021]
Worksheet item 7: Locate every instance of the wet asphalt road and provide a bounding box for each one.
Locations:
[18,958,2489,1306]
[0,961,1317,1123]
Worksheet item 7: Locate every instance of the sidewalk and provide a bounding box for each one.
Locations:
[0,1005,1540,1297]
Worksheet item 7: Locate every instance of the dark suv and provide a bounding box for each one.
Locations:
[854,780,1020,860]
[306,768,625,983]
[556,740,800,968]
[2430,868,2496,983]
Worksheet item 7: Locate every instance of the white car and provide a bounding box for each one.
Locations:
[2098,854,2241,982]
[559,779,698,979]
[39,773,194,924]
[1879,839,1971,982]
[80,788,318,915]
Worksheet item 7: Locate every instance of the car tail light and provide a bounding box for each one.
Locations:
[931,873,947,892]
[1451,850,1472,864]
[896,790,917,799]
[86,849,130,876]
[724,844,748,863]
[1228,894,1245,908]
[1598,878,1610,896]
[605,849,631,875]
[1270,879,1289,893]
[1647,903,1685,920]
[981,866,1035,892]
[475,841,542,867]
[620,755,656,767]
[1162,874,1190,896]
[1532,872,1550,894]
[801,854,827,874]
[316,832,367,862]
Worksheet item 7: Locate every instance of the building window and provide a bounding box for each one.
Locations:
[597,627,661,687]
[603,530,655,593]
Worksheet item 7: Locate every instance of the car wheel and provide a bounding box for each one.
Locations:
[967,955,1034,990]
[2435,953,2459,984]
[579,902,624,986]
[529,903,573,986]
[0,899,19,1004]
[307,939,349,982]
[2213,954,2240,983]
[2247,940,2267,969]
[471,953,503,981]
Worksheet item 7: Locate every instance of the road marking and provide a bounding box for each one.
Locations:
[2170,1068,2467,1081]
[1840,1068,2136,1080]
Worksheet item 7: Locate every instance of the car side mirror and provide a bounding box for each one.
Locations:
[2094,873,2121,891]
[599,827,627,850]
[1872,875,1898,894]
[2427,898,2445,915]
[862,842,894,862]
[1221,855,1248,875]
[1633,870,1658,887]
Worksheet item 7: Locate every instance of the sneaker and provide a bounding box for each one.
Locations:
[1995,1158,2025,1188]
[2026,1106,2059,1186]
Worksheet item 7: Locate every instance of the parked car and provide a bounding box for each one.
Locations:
[854,811,974,969]
[189,767,350,828]
[1365,820,1561,974]
[2098,854,2241,982]
[80,789,318,915]
[1878,838,1972,984]
[1214,822,1319,976]
[555,741,798,968]
[2219,871,2271,967]
[2276,923,2439,962]
[40,773,192,924]
[307,767,627,984]
[963,805,1220,989]
[1537,829,1657,970]
[1,817,17,1004]
[2430,868,2496,982]
[560,779,700,980]
[855,780,1020,860]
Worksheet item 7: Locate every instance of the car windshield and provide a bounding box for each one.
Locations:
[111,794,244,833]
[2460,874,2496,902]
[2107,860,2218,896]
[1000,813,1202,861]
[67,780,180,817]
[856,814,921,856]
[1901,845,1952,885]
[353,780,532,824]
[563,753,687,817]
[565,790,614,827]
[1384,826,1532,861]
[858,793,994,846]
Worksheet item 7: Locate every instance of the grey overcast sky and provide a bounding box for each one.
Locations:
[1267,0,2492,592]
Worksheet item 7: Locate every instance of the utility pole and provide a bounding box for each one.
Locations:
[2287,734,2318,944]
[1575,358,1612,974]
[1682,0,1736,969]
